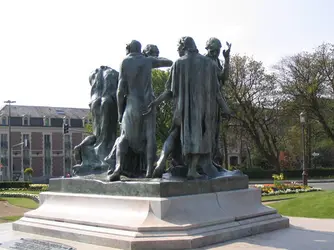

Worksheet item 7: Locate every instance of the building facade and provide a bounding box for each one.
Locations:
[0,105,90,182]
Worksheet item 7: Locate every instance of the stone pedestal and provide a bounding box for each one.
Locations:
[13,177,289,249]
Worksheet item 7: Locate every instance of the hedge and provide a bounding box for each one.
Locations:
[0,182,30,189]
[244,168,334,179]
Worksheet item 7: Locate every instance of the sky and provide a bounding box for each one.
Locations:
[0,0,333,109]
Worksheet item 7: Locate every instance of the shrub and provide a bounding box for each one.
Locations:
[0,192,39,203]
[24,168,33,176]
[0,182,30,189]
[244,168,334,179]
[28,184,48,191]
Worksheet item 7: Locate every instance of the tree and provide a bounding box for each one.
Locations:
[276,43,334,143]
[151,69,172,150]
[226,55,286,172]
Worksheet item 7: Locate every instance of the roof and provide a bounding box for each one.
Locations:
[0,105,90,119]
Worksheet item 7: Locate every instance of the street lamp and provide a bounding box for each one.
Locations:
[4,100,16,181]
[300,112,308,186]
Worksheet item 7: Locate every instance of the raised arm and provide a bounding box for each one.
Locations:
[221,42,232,85]
[151,57,173,69]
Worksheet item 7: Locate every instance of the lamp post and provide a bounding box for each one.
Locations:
[4,100,16,181]
[300,112,308,186]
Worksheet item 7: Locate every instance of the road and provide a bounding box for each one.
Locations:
[309,182,334,190]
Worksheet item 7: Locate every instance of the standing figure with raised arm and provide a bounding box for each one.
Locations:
[149,36,233,179]
[107,40,172,181]
[205,37,232,167]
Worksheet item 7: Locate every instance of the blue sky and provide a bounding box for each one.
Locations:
[0,0,333,108]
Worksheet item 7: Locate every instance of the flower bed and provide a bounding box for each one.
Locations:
[254,182,322,196]
[0,192,40,203]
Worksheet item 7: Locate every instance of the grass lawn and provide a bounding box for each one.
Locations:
[267,190,334,218]
[261,192,311,202]
[0,215,22,222]
[0,197,39,209]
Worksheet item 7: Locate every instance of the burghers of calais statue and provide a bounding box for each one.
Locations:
[106,40,173,181]
[205,37,232,169]
[72,38,242,181]
[104,44,165,178]
[147,37,241,179]
[73,66,119,175]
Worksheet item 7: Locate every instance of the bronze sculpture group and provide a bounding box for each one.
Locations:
[73,37,242,181]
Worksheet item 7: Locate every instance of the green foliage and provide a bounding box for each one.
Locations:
[272,173,284,181]
[0,182,30,189]
[245,168,334,179]
[24,168,33,176]
[0,197,38,209]
[269,191,334,218]
[272,173,286,189]
[227,55,284,172]
[151,69,172,149]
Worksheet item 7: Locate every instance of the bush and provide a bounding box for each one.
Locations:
[24,168,33,175]
[28,184,48,191]
[0,182,30,189]
[244,168,334,179]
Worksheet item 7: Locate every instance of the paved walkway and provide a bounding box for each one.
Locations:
[0,217,333,249]
[0,201,30,218]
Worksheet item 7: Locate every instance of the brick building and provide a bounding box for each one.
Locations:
[0,105,89,182]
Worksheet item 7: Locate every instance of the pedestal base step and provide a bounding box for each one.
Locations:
[13,188,289,249]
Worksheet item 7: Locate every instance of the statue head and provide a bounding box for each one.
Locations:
[143,44,160,57]
[89,68,99,86]
[177,36,198,57]
[125,40,142,55]
[205,37,222,59]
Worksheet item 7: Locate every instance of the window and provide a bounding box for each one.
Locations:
[0,134,8,168]
[44,134,51,176]
[64,134,72,175]
[63,117,69,126]
[0,134,8,148]
[43,116,50,126]
[22,116,29,126]
[1,116,6,125]
[22,134,30,168]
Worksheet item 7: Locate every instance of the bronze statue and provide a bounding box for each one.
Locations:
[107,40,172,181]
[148,37,235,179]
[205,37,232,167]
[73,66,119,176]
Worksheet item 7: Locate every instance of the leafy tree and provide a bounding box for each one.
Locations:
[276,43,334,142]
[226,55,286,172]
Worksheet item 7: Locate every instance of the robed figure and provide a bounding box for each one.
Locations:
[151,37,234,179]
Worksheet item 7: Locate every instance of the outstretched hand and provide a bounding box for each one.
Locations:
[142,101,156,116]
[222,41,232,58]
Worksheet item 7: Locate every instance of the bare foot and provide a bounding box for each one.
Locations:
[108,169,121,181]
[187,170,202,180]
[152,166,164,178]
[145,166,153,178]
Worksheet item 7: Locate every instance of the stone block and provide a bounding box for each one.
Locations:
[13,185,289,249]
